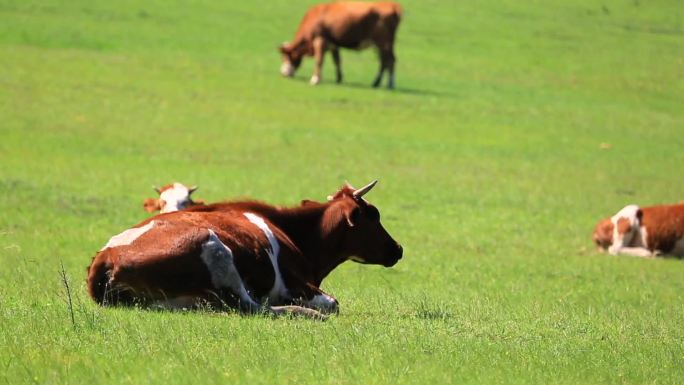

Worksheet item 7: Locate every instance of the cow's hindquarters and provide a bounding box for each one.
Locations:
[88,221,327,319]
[88,222,260,311]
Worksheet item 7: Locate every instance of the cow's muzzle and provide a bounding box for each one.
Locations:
[383,243,403,267]
[280,62,295,77]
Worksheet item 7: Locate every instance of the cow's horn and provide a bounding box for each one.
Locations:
[352,180,378,199]
[153,185,161,194]
[188,185,198,194]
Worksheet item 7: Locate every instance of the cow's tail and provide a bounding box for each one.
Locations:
[87,254,111,306]
[392,3,403,19]
[388,3,402,32]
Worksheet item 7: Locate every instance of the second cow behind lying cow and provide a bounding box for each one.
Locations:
[89,181,403,318]
[143,183,205,213]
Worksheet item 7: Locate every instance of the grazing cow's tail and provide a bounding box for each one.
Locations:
[393,3,403,18]
[87,255,111,305]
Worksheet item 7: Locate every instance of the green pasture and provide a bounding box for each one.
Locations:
[1,0,683,383]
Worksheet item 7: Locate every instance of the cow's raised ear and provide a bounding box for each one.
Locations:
[636,208,643,222]
[143,198,163,213]
[279,42,291,54]
[301,199,318,207]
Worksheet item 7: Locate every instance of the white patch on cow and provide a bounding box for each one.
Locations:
[281,61,294,77]
[305,294,338,314]
[244,213,288,302]
[101,221,155,251]
[608,204,641,255]
[309,74,320,85]
[159,183,191,213]
[200,229,261,311]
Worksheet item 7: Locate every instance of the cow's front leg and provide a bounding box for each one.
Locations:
[611,246,657,258]
[331,47,343,83]
[303,291,339,314]
[310,37,326,85]
[288,284,339,314]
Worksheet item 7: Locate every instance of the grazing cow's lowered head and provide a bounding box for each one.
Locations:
[279,42,306,77]
[142,183,204,213]
[323,180,403,268]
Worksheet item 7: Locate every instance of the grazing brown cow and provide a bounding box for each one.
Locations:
[279,1,402,88]
[593,203,684,258]
[142,183,205,213]
[87,181,403,318]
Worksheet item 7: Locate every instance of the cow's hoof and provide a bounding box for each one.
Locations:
[310,75,320,85]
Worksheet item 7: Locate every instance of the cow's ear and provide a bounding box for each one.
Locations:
[636,208,643,223]
[279,42,291,54]
[143,198,162,213]
[301,199,317,207]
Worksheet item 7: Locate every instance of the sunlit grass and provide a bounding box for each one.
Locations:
[0,0,683,383]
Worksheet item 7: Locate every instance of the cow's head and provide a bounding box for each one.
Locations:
[322,181,403,267]
[592,218,614,251]
[592,204,642,253]
[143,183,203,214]
[279,42,307,77]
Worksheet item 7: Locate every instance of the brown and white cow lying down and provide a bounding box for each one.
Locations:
[88,181,403,318]
[142,183,205,213]
[279,1,402,88]
[593,203,684,258]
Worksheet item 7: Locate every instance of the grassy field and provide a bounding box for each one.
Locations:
[1,0,683,383]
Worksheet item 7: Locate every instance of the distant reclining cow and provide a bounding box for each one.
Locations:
[593,203,684,258]
[279,1,402,88]
[88,181,403,318]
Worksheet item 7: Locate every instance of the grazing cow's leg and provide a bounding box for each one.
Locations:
[310,37,326,85]
[331,48,343,84]
[372,57,385,88]
[385,48,396,89]
[373,45,396,89]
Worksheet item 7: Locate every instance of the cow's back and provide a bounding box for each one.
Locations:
[316,2,401,49]
[641,204,684,252]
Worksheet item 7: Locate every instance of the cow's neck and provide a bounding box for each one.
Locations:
[257,203,348,285]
